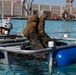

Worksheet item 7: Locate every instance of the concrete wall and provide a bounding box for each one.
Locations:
[4,2,11,16]
[0,0,76,18]
[52,6,60,16]
[13,2,21,16]
[0,0,22,17]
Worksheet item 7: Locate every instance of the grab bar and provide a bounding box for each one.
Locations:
[0,47,53,54]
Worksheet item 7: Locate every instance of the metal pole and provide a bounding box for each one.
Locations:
[11,2,14,16]
[2,0,4,19]
[28,0,34,16]
[21,0,24,17]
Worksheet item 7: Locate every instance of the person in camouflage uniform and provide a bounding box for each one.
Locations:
[23,13,68,51]
[19,13,67,60]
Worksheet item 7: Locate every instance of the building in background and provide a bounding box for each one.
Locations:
[0,0,76,19]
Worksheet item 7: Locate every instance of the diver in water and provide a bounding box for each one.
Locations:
[23,13,67,50]
[0,18,13,35]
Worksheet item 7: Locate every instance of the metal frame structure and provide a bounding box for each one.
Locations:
[0,45,53,73]
[0,37,54,73]
[0,37,76,74]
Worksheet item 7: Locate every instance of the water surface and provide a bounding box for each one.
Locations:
[0,19,76,75]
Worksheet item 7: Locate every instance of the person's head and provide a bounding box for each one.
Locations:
[7,17,11,21]
[0,19,13,35]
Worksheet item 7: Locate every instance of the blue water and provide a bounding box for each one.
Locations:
[11,20,76,38]
[0,19,76,75]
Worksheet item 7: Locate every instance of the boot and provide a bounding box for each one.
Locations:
[38,13,52,48]
[23,14,39,37]
[23,14,43,50]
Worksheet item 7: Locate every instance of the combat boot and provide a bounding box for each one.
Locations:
[23,14,43,50]
[38,13,52,48]
[23,14,39,37]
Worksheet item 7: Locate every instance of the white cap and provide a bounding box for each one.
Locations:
[48,41,54,48]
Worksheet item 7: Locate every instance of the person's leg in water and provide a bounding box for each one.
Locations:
[38,13,52,48]
[23,14,44,50]
[23,14,49,60]
[23,13,51,50]
[38,13,67,47]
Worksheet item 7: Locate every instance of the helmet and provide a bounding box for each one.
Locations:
[0,19,13,30]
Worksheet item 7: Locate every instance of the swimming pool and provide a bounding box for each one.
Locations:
[0,19,76,75]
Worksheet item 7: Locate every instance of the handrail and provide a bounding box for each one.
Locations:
[0,37,76,54]
[51,37,76,41]
[0,47,53,54]
[0,38,27,43]
[0,41,26,46]
[0,43,76,54]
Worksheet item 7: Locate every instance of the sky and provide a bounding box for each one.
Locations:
[33,0,76,7]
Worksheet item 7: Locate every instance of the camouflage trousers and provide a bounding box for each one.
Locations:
[28,32,52,50]
[20,32,67,60]
[28,32,67,50]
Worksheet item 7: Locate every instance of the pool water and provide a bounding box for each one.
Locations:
[1,56,76,75]
[0,19,76,75]
[0,55,49,75]
[11,20,76,38]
